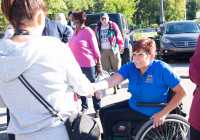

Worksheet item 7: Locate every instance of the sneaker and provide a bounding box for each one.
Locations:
[81,108,88,114]
[95,110,100,118]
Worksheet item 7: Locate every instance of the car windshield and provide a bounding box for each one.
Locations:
[85,16,117,31]
[164,22,200,34]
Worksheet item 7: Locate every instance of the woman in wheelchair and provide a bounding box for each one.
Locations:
[94,38,188,140]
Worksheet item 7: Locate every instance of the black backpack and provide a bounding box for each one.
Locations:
[65,113,100,140]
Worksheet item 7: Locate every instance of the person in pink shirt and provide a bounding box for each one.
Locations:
[69,11,102,118]
[189,35,200,139]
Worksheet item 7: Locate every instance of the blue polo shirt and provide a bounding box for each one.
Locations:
[117,60,181,116]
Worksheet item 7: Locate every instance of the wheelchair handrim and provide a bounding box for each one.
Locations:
[139,119,190,140]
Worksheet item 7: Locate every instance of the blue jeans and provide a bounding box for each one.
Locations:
[80,66,101,111]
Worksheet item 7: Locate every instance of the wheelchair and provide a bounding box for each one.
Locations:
[111,77,190,140]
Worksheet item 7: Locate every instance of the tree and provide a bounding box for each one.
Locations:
[0,1,8,31]
[101,0,139,24]
[84,0,106,14]
[187,0,200,10]
[44,0,67,20]
[187,1,198,20]
[164,0,184,22]
[65,0,94,12]
[133,0,160,26]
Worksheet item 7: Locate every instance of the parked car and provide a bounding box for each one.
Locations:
[85,13,135,65]
[157,20,200,60]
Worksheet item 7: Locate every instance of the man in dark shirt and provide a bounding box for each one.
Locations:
[67,11,75,30]
[42,17,73,43]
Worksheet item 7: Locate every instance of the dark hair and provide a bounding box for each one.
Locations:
[132,39,156,55]
[68,11,73,16]
[1,0,47,29]
[72,11,87,25]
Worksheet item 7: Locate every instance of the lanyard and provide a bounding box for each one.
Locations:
[14,29,31,36]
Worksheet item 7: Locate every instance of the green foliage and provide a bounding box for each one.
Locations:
[101,0,139,24]
[164,0,184,22]
[84,0,105,14]
[133,0,159,26]
[132,24,147,30]
[133,0,186,26]
[196,19,200,24]
[44,0,67,20]
[131,31,157,40]
[187,0,200,10]
[66,0,94,12]
[154,34,160,39]
[0,1,7,31]
[187,1,198,20]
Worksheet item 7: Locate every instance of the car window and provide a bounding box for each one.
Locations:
[164,22,200,34]
[121,16,125,29]
[125,17,129,29]
[85,16,117,31]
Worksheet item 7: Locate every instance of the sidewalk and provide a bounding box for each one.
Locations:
[0,80,130,140]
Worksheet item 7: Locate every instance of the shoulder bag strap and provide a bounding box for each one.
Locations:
[18,75,65,123]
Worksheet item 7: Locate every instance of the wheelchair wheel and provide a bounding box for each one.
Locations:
[135,114,190,140]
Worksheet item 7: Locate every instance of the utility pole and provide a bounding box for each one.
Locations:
[184,0,186,20]
[160,0,164,31]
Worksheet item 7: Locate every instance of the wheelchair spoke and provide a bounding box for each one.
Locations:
[173,122,182,140]
[155,127,165,140]
[172,123,190,140]
[165,121,170,140]
[163,122,171,140]
[158,125,165,140]
[135,115,190,140]
[144,127,166,140]
[144,133,155,140]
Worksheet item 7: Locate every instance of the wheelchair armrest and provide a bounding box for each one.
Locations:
[180,76,189,79]
[135,102,167,107]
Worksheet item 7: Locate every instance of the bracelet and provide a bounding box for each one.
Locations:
[97,64,101,66]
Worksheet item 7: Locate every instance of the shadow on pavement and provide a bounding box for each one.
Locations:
[121,82,128,89]
[0,123,7,131]
[87,113,96,118]
[0,113,6,117]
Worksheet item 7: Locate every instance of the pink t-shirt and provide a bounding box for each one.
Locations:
[69,27,100,67]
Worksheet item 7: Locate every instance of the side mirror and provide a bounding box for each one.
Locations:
[157,31,162,35]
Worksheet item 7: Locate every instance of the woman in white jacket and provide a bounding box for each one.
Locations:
[0,0,94,140]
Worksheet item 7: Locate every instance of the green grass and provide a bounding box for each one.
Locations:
[131,32,157,40]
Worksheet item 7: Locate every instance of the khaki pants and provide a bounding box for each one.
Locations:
[100,49,121,72]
